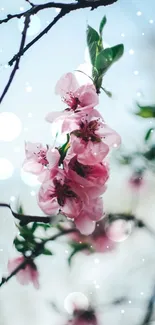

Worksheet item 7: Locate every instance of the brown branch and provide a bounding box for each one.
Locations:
[0,0,118,26]
[0,228,77,287]
[0,203,51,225]
[0,0,118,104]
[0,15,30,104]
[8,9,69,67]
[25,0,35,7]
[1,202,155,240]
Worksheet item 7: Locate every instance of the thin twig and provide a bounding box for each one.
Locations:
[25,0,35,7]
[0,0,118,104]
[0,228,77,287]
[8,9,68,67]
[0,203,51,225]
[0,0,118,26]
[0,15,30,104]
[141,283,155,325]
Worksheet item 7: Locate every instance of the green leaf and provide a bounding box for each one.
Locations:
[144,145,155,160]
[86,25,100,66]
[31,222,38,233]
[118,155,132,165]
[101,86,112,97]
[135,103,155,118]
[110,44,124,63]
[42,248,53,256]
[99,16,107,35]
[95,48,113,72]
[95,44,124,73]
[34,223,51,230]
[17,204,24,215]
[68,242,92,265]
[144,128,155,141]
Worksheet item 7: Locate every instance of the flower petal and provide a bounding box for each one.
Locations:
[23,160,44,175]
[55,72,79,96]
[75,213,96,235]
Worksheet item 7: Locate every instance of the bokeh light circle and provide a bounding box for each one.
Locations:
[0,112,22,142]
[64,292,89,315]
[104,219,133,242]
[0,158,14,180]
[20,168,40,187]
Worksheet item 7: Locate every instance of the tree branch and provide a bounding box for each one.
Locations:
[0,0,118,104]
[141,283,155,325]
[8,9,69,67]
[0,15,30,104]
[0,203,51,225]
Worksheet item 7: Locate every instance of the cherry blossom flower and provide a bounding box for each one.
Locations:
[23,142,60,175]
[46,73,98,127]
[8,257,39,289]
[38,169,88,218]
[64,153,109,197]
[69,135,109,165]
[70,109,121,147]
[74,197,104,235]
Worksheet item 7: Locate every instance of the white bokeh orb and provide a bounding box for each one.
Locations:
[0,112,22,142]
[18,15,41,36]
[64,292,89,315]
[0,158,14,180]
[105,219,133,242]
[20,168,40,187]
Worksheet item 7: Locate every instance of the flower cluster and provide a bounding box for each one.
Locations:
[23,73,121,235]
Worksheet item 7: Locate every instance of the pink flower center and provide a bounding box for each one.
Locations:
[69,157,92,178]
[71,119,101,142]
[64,94,80,111]
[53,179,77,206]
[35,150,48,166]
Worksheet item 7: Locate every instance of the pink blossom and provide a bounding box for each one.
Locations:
[69,135,109,165]
[64,153,109,195]
[70,109,121,148]
[46,73,98,127]
[8,257,39,289]
[38,169,88,218]
[74,197,104,235]
[23,142,60,175]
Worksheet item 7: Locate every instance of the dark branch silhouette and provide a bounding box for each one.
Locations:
[141,283,155,325]
[0,15,30,104]
[0,0,118,105]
